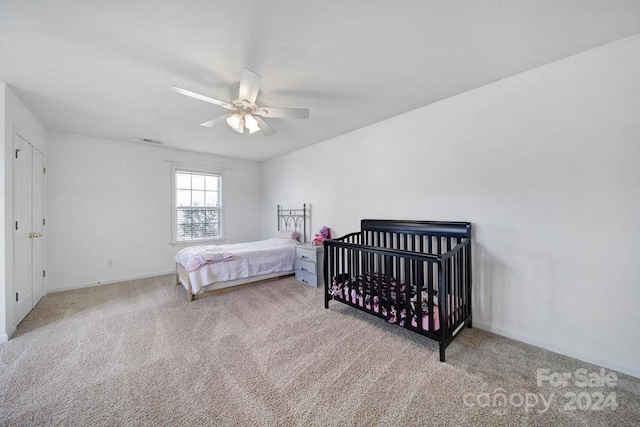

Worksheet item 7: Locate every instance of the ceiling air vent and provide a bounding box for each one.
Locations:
[140,138,162,144]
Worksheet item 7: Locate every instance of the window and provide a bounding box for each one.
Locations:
[173,168,222,243]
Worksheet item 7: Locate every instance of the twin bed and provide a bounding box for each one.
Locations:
[176,210,472,361]
[175,205,307,301]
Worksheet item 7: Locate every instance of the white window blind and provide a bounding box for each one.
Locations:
[174,169,222,242]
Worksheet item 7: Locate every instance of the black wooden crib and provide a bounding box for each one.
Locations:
[323,220,472,362]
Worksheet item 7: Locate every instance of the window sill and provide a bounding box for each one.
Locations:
[171,237,226,246]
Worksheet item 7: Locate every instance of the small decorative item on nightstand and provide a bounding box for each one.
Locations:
[294,243,325,287]
[312,226,331,246]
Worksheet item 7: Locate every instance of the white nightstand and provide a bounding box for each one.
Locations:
[294,243,325,287]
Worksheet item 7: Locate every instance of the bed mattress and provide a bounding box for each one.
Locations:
[177,237,297,294]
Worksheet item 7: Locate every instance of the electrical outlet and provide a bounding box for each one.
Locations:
[106,258,113,267]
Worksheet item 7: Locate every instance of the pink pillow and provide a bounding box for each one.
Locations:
[277,230,299,240]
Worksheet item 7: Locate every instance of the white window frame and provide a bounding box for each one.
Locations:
[171,164,224,244]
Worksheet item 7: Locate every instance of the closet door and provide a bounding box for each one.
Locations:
[13,133,45,326]
[32,147,45,304]
[13,134,33,325]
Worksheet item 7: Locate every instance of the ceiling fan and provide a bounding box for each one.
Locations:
[171,68,310,136]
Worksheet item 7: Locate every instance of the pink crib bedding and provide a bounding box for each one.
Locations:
[328,273,460,331]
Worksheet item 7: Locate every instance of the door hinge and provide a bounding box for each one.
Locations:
[43,167,46,174]
[43,218,46,226]
[15,221,18,230]
[16,292,19,302]
[15,148,21,159]
[43,270,46,278]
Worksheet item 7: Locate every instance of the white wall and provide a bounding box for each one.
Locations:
[1,83,48,341]
[261,35,640,377]
[46,131,262,291]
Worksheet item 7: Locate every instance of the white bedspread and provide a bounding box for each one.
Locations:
[175,245,234,273]
[176,237,298,294]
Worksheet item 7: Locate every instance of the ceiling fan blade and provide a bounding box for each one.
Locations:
[255,106,310,119]
[255,116,276,136]
[200,114,229,128]
[171,85,236,111]
[238,68,262,105]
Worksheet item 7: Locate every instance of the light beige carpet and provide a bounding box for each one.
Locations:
[1,275,638,426]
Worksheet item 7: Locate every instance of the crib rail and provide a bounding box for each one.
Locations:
[333,232,362,245]
[439,239,472,349]
[361,220,470,255]
[324,222,472,362]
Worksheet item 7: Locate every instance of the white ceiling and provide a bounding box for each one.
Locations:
[1,1,639,162]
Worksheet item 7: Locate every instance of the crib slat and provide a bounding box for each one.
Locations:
[461,249,466,321]
[459,248,464,321]
[460,249,465,322]
[457,252,462,324]
[402,259,422,329]
[460,250,465,323]
[428,235,434,332]
[350,247,354,302]
[370,252,375,311]
[336,247,340,295]
[324,244,330,308]
[404,257,410,327]
[440,261,448,338]
[428,261,434,333]
[455,252,461,325]
[341,244,346,288]
[378,255,391,316]
[356,248,361,306]
[447,259,452,335]
[467,241,472,323]
[450,256,456,326]
[417,260,424,332]
[465,242,470,320]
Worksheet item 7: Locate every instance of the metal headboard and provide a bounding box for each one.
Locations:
[277,204,307,242]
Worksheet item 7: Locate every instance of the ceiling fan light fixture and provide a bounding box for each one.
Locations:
[244,113,260,134]
[226,112,243,130]
[231,118,245,134]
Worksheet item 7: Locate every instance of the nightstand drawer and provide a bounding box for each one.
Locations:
[296,245,318,262]
[295,258,317,274]
[295,269,318,287]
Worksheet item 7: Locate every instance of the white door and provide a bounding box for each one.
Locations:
[32,147,45,304]
[13,134,45,326]
[14,134,33,325]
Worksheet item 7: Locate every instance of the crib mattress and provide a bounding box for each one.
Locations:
[329,273,459,331]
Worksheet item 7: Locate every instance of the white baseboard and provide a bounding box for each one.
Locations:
[0,325,17,344]
[474,321,640,379]
[47,270,175,294]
